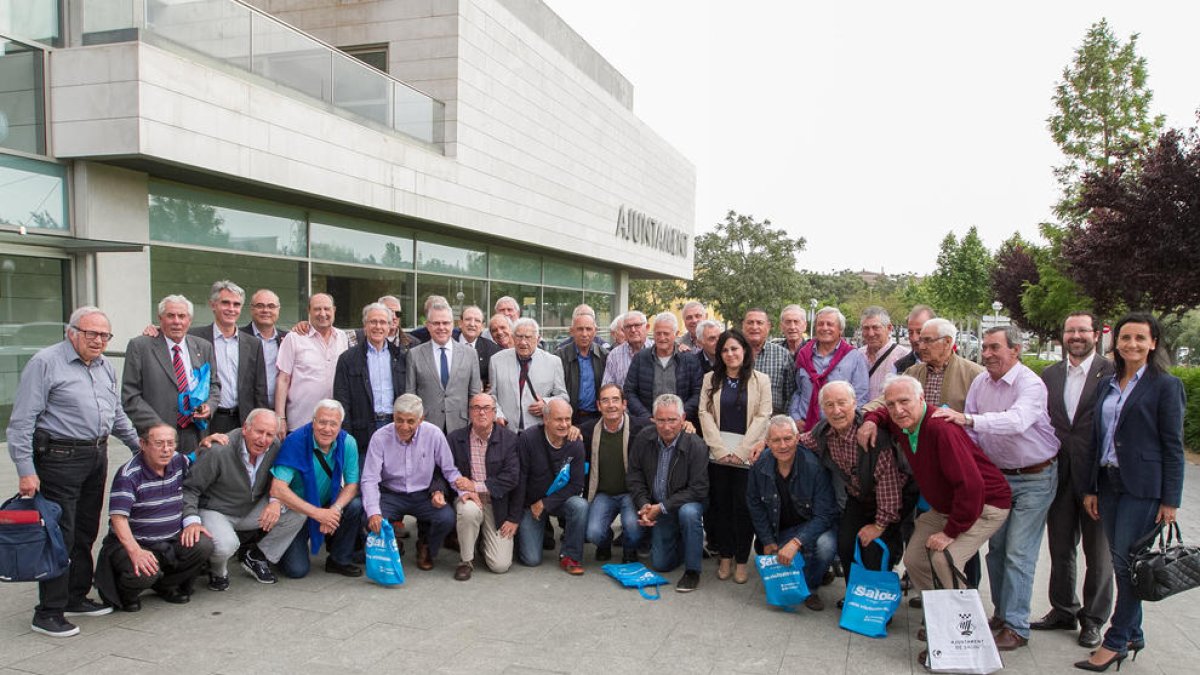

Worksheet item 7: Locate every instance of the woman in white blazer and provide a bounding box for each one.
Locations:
[699,329,772,583]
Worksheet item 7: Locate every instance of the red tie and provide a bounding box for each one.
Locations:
[172,345,192,428]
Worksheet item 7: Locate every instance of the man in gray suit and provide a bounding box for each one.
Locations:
[1032,312,1115,648]
[406,301,481,433]
[188,280,268,434]
[490,318,568,431]
[122,295,220,455]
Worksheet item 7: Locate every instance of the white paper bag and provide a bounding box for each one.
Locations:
[923,588,1003,674]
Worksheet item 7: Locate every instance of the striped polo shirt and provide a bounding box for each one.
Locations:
[108,452,189,543]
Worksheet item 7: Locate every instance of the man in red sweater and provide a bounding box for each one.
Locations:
[862,375,1011,592]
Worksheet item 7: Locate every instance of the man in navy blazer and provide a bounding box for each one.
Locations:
[623,313,702,425]
[445,393,521,580]
[333,303,408,460]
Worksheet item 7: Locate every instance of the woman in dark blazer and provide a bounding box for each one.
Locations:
[1076,313,1185,672]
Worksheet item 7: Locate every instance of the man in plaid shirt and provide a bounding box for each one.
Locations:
[742,309,796,415]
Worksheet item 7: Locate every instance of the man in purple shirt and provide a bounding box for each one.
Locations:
[932,325,1060,651]
[361,393,470,572]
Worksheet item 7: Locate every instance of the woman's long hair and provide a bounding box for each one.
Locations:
[706,329,755,414]
[1112,312,1171,375]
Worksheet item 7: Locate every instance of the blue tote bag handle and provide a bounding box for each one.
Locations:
[854,538,889,571]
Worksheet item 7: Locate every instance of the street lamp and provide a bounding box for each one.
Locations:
[809,298,818,328]
[991,301,1002,327]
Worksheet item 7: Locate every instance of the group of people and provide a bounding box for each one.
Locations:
[6,284,1185,674]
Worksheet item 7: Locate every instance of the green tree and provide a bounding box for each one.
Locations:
[628,278,685,317]
[1020,223,1094,337]
[1048,18,1164,220]
[926,227,994,319]
[686,211,806,324]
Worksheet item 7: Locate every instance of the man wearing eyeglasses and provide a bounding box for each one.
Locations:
[6,307,141,637]
[241,289,288,409]
[864,317,984,415]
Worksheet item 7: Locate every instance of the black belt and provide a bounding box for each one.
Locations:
[1000,459,1053,476]
[214,407,238,416]
[46,437,105,448]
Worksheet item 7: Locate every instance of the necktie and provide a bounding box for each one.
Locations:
[518,357,531,430]
[439,347,450,388]
[172,345,192,428]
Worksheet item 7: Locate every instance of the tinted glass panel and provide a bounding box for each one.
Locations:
[0,154,65,230]
[0,39,45,155]
[148,181,306,256]
[543,259,582,289]
[490,248,540,284]
[310,215,413,269]
[416,238,486,277]
[0,254,67,443]
[312,262,414,330]
[414,276,485,325]
[150,246,307,327]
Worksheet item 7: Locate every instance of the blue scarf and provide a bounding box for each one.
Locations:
[275,423,347,554]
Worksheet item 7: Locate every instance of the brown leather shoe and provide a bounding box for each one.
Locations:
[988,615,1005,631]
[917,627,926,642]
[803,593,825,611]
[993,627,1028,651]
[917,650,928,669]
[417,541,434,571]
[453,562,472,581]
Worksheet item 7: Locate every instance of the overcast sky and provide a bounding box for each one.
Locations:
[542,1,1200,275]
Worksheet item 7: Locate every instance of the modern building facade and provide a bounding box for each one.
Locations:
[0,0,696,439]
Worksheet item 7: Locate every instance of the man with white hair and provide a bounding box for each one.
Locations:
[406,301,482,434]
[187,280,269,434]
[790,307,868,432]
[692,319,723,377]
[334,303,409,456]
[858,306,910,401]
[609,313,627,348]
[901,317,983,412]
[489,318,568,430]
[623,312,702,425]
[601,310,648,388]
[677,301,708,351]
[775,304,809,356]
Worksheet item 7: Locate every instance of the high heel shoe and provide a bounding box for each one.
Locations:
[1074,650,1127,672]
[1127,639,1145,661]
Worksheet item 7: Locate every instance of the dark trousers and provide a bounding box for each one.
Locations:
[104,534,214,604]
[379,489,455,557]
[707,463,754,563]
[208,409,241,435]
[1046,469,1114,626]
[1097,467,1160,653]
[33,443,108,619]
[278,498,364,578]
[838,495,905,573]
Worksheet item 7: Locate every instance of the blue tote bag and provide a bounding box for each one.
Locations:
[365,519,405,587]
[602,562,668,600]
[755,553,809,611]
[839,539,902,637]
[0,492,70,582]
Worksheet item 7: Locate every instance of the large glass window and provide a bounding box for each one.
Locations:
[584,268,615,293]
[490,283,539,324]
[1,1,61,46]
[414,276,486,325]
[490,247,541,284]
[149,181,306,256]
[416,237,486,277]
[0,38,45,155]
[0,154,65,230]
[310,213,413,269]
[544,260,582,289]
[0,254,68,442]
[312,262,414,330]
[150,247,307,327]
[584,292,615,330]
[541,288,582,337]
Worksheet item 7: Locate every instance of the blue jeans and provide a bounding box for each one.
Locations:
[986,462,1058,638]
[517,496,588,566]
[277,497,363,578]
[780,523,837,590]
[1098,467,1160,653]
[649,502,705,574]
[585,493,642,550]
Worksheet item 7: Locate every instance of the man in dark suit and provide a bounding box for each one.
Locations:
[122,295,221,455]
[623,313,702,426]
[556,312,607,426]
[894,305,935,374]
[445,392,521,580]
[406,301,481,433]
[458,305,500,392]
[188,281,268,434]
[241,289,288,409]
[333,303,408,458]
[1032,312,1115,648]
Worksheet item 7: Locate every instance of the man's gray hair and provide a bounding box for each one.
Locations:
[780,304,806,321]
[243,408,277,429]
[652,393,685,417]
[461,304,484,320]
[985,325,1023,349]
[816,306,846,331]
[393,393,424,416]
[423,295,448,313]
[362,302,391,324]
[682,300,707,315]
[768,414,798,435]
[66,306,107,334]
[882,374,925,399]
[860,306,892,327]
[625,310,647,326]
[610,313,625,333]
[470,392,497,409]
[377,295,402,307]
[209,280,246,303]
[908,304,935,323]
[514,317,540,336]
[924,318,957,346]
[653,312,678,332]
[696,319,722,339]
[494,296,519,312]
[313,399,345,421]
[818,380,857,406]
[427,300,453,319]
[157,294,194,317]
[572,304,596,319]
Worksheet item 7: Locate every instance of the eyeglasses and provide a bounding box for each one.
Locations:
[145,439,177,449]
[469,405,495,412]
[71,326,114,342]
[251,303,280,310]
[513,334,537,342]
[917,336,949,345]
[393,310,403,319]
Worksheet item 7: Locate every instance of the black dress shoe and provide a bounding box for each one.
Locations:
[1030,611,1078,631]
[595,545,612,562]
[325,558,364,577]
[159,589,191,605]
[1078,623,1102,648]
[1073,651,1126,672]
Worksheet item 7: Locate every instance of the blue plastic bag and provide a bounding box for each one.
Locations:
[755,553,809,611]
[839,539,902,637]
[545,457,573,496]
[602,562,668,600]
[365,519,405,586]
[178,362,210,432]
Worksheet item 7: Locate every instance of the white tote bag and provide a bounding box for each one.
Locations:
[922,551,1003,674]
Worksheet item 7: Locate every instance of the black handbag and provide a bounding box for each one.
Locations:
[1130,522,1200,601]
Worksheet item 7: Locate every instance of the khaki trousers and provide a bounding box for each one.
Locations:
[456,499,514,573]
[905,505,1009,590]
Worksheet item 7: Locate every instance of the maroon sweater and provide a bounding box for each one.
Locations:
[865,406,1011,538]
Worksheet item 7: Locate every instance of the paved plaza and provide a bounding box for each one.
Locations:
[1,446,1197,674]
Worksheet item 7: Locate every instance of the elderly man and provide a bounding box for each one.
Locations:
[270,400,364,578]
[624,312,703,425]
[407,295,463,344]
[7,307,140,636]
[407,301,482,434]
[894,305,935,374]
[186,280,269,434]
[275,293,348,434]
[123,295,221,455]
[893,317,982,413]
[677,301,708,351]
[1033,313,1114,648]
[181,409,305,590]
[748,415,839,610]
[361,394,465,572]
[609,313,626,348]
[556,311,607,425]
[859,306,910,401]
[458,305,500,391]
[446,393,521,579]
[626,394,709,591]
[931,326,1061,650]
[95,424,214,612]
[490,318,568,430]
[601,310,648,388]
[692,319,722,377]
[488,313,515,350]
[242,289,288,408]
[865,376,1011,664]
[481,296,521,342]
[790,307,869,431]
[581,384,653,562]
[742,308,796,415]
[513,399,588,574]
[334,303,408,457]
[776,304,809,356]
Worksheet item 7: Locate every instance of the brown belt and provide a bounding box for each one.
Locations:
[1000,459,1053,476]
